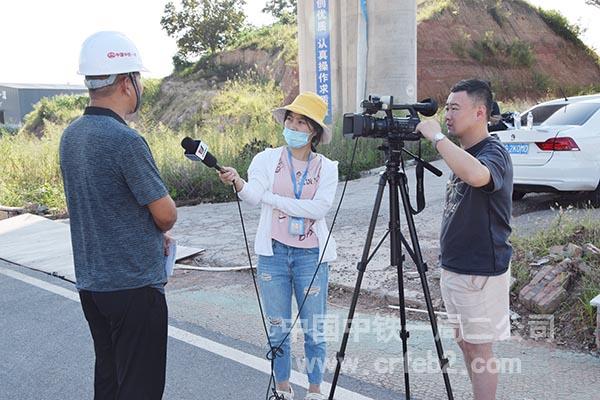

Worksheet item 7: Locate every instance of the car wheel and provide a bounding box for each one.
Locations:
[512,191,526,201]
[590,182,600,207]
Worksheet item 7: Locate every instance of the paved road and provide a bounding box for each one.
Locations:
[4,254,599,400]
[0,259,402,400]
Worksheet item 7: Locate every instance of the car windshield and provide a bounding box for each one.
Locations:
[541,103,600,126]
[520,104,566,126]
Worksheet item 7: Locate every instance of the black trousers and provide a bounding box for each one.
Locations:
[79,286,168,400]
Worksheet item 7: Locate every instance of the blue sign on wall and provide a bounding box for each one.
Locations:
[314,0,332,124]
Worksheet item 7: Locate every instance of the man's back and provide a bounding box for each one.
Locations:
[60,107,168,291]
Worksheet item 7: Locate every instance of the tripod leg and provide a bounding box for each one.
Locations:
[328,172,387,400]
[389,171,411,400]
[397,173,454,400]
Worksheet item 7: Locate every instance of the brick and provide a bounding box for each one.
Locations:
[518,261,573,314]
[563,243,583,259]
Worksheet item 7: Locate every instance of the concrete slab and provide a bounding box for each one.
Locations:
[0,214,203,282]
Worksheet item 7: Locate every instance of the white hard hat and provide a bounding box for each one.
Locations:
[78,31,148,76]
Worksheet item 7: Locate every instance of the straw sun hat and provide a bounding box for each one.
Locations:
[271,92,332,144]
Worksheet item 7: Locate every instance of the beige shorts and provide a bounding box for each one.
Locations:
[440,266,511,344]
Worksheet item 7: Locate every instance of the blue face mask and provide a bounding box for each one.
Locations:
[283,127,310,148]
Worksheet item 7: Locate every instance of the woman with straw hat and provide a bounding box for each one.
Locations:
[219,92,338,400]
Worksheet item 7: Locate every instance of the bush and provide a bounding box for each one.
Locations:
[536,7,600,66]
[0,125,18,137]
[511,210,600,344]
[21,94,89,134]
[0,73,396,211]
[488,0,510,27]
[230,23,298,64]
[0,124,65,209]
[417,0,458,22]
[537,8,583,47]
[468,31,535,67]
[507,40,534,67]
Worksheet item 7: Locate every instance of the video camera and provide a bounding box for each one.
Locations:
[343,95,438,141]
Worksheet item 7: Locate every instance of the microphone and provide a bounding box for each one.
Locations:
[181,137,224,172]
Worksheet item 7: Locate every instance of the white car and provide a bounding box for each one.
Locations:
[495,94,600,203]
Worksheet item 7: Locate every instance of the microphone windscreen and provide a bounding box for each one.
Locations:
[181,137,196,152]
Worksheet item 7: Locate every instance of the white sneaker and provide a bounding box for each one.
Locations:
[304,393,326,400]
[276,386,294,400]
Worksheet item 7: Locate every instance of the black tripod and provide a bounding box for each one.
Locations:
[328,139,454,400]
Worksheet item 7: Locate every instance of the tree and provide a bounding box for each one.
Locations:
[161,0,246,62]
[586,0,600,8]
[262,0,297,24]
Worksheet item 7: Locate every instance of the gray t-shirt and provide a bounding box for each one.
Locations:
[59,107,168,291]
[440,136,513,276]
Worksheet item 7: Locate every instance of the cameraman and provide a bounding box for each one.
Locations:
[488,101,508,132]
[416,79,512,400]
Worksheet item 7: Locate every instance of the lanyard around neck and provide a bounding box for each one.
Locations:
[286,147,312,200]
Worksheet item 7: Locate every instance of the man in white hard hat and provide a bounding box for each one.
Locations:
[59,31,176,400]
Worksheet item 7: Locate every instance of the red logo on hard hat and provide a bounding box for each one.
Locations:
[106,51,136,59]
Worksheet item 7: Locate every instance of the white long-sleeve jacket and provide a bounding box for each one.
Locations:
[238,146,338,262]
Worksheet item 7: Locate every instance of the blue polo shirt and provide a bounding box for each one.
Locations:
[59,106,168,291]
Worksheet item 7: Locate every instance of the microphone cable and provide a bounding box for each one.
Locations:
[230,139,360,400]
[232,183,282,400]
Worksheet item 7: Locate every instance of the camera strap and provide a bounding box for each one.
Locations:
[415,161,425,213]
[411,145,426,214]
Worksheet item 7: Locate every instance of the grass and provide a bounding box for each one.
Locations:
[0,76,387,211]
[537,7,600,67]
[417,0,458,22]
[21,95,88,135]
[230,23,298,64]
[174,23,298,79]
[511,209,600,345]
[488,0,510,27]
[467,31,535,68]
[0,123,66,210]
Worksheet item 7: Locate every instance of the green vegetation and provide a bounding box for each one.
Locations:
[231,23,298,64]
[0,124,66,209]
[19,78,163,135]
[537,8,583,48]
[0,76,386,211]
[537,7,600,65]
[173,23,298,79]
[468,31,535,67]
[488,0,510,26]
[0,125,18,137]
[161,0,246,61]
[21,95,88,135]
[417,0,458,22]
[262,0,297,25]
[511,210,600,343]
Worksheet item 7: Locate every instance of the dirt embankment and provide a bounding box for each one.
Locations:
[151,48,298,129]
[155,0,600,127]
[418,0,600,100]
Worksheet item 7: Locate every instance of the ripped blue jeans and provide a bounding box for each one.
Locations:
[257,240,329,385]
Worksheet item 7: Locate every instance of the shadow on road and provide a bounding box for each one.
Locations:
[512,192,597,217]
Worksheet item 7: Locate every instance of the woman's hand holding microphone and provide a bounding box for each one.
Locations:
[218,167,244,192]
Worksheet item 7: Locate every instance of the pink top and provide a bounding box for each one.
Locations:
[271,148,322,248]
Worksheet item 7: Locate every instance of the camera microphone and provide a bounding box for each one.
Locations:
[180,137,224,172]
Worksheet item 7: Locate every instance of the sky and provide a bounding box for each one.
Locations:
[2,0,599,85]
